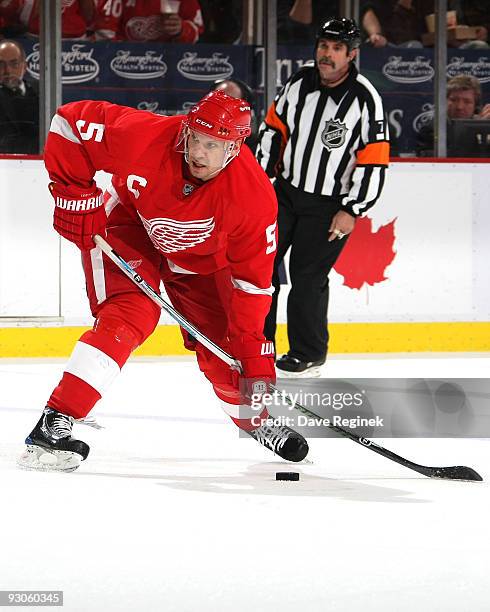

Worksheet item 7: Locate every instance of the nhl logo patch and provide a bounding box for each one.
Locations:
[183,183,195,196]
[321,119,348,150]
[252,380,267,395]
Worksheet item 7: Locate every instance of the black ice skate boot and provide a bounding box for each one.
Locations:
[248,420,309,462]
[275,354,325,378]
[18,407,90,472]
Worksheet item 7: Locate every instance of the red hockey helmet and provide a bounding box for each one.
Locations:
[185,90,252,140]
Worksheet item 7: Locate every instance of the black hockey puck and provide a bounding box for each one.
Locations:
[275,472,300,481]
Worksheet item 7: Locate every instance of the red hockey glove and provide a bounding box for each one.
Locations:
[50,182,106,250]
[230,337,276,402]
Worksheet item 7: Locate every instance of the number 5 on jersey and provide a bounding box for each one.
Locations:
[76,120,105,142]
[266,222,277,255]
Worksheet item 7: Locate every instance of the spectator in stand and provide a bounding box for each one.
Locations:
[17,0,95,40]
[278,0,312,44]
[278,0,340,44]
[289,0,341,33]
[454,0,489,49]
[360,0,439,48]
[121,0,203,43]
[198,0,242,44]
[0,0,95,39]
[417,75,490,156]
[0,38,39,153]
[0,0,27,38]
[446,75,489,119]
[361,1,490,49]
[89,0,124,40]
[209,78,258,150]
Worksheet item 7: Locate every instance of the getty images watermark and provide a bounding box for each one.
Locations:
[248,388,384,429]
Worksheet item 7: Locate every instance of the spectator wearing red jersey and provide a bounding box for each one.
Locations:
[121,0,203,43]
[6,0,95,39]
[0,0,27,37]
[89,0,124,40]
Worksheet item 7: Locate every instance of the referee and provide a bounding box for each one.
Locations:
[257,17,389,377]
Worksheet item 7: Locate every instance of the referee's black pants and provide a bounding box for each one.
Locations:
[264,177,348,362]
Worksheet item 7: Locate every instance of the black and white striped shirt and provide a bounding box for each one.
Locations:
[256,63,389,216]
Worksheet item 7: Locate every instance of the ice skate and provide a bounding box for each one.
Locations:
[275,354,325,378]
[18,407,90,472]
[248,419,309,462]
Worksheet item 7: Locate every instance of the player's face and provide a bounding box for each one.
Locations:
[187,129,238,181]
[0,43,26,90]
[447,89,477,119]
[316,39,355,86]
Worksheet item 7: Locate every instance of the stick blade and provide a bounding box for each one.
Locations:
[427,465,483,482]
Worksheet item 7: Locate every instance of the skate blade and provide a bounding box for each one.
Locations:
[275,366,323,378]
[17,445,83,473]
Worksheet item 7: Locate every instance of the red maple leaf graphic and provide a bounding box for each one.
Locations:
[333,217,397,290]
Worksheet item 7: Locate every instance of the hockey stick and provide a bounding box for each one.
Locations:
[93,234,483,482]
[93,236,241,371]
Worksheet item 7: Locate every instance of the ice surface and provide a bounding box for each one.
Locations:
[1,355,489,612]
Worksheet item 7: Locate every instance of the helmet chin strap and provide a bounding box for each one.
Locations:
[221,141,241,168]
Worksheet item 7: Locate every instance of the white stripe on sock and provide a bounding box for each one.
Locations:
[220,400,262,420]
[65,341,120,395]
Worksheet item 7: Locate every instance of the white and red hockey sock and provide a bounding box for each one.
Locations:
[213,385,270,432]
[47,317,140,420]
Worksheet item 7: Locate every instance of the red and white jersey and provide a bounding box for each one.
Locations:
[121,0,203,43]
[45,100,278,341]
[90,0,124,40]
[16,0,96,38]
[0,0,18,22]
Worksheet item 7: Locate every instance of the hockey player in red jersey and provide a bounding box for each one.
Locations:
[18,90,309,472]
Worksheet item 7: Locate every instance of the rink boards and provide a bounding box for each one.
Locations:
[1,158,489,355]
